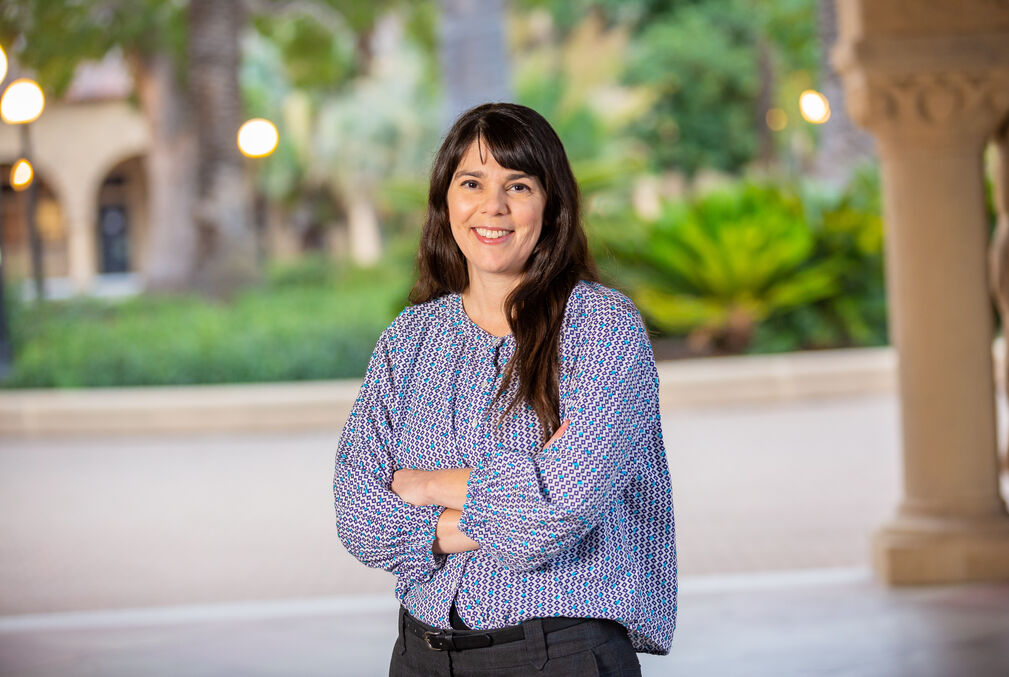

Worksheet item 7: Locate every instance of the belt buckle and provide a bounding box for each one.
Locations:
[424,630,449,651]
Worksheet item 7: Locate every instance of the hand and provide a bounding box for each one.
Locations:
[434,508,480,554]
[544,419,570,449]
[391,469,432,507]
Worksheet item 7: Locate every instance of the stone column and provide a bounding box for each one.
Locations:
[833,0,1009,584]
[63,180,98,293]
[989,118,1009,477]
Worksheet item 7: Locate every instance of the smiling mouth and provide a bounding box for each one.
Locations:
[472,227,513,242]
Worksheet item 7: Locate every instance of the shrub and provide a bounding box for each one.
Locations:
[2,258,407,388]
[750,166,888,352]
[591,169,888,355]
[601,182,844,353]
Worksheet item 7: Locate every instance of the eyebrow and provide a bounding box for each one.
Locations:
[452,170,535,181]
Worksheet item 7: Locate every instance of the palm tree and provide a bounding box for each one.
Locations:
[438,0,511,127]
[188,0,255,296]
[132,47,198,292]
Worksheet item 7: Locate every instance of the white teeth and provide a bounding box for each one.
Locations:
[474,228,511,239]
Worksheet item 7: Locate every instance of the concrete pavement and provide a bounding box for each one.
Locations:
[1,569,1007,676]
[1,389,1007,675]
[1,393,904,613]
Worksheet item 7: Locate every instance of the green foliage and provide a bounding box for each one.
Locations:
[625,0,759,175]
[621,0,818,176]
[3,257,408,388]
[514,0,701,35]
[250,14,357,92]
[266,254,339,288]
[588,167,888,355]
[0,0,186,94]
[601,182,844,352]
[242,4,443,253]
[749,165,888,352]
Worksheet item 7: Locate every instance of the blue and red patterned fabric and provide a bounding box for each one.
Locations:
[334,280,677,654]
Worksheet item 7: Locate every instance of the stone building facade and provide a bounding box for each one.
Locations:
[0,54,149,297]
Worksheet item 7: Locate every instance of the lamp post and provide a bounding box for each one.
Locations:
[1,77,45,302]
[237,117,279,265]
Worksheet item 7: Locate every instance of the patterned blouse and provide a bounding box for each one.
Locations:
[333,280,677,654]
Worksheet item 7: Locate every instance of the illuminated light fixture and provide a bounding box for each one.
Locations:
[11,158,33,190]
[1,78,45,124]
[0,44,7,82]
[237,118,279,158]
[765,107,787,131]
[799,89,830,124]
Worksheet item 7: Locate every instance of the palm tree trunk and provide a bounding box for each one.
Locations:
[345,185,382,266]
[755,35,776,169]
[438,0,511,127]
[188,0,255,297]
[131,50,198,293]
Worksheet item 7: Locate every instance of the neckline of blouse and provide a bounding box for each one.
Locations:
[449,292,514,347]
[448,279,596,347]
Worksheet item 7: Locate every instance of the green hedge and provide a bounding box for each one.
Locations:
[2,258,409,388]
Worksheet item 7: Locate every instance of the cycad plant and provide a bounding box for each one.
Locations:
[606,183,843,353]
[742,166,888,354]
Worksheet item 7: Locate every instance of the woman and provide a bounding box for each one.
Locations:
[333,102,676,676]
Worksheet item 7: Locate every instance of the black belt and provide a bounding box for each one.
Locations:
[401,609,585,651]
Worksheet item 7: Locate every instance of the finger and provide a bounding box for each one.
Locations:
[545,420,569,447]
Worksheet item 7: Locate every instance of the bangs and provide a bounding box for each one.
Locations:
[470,114,551,189]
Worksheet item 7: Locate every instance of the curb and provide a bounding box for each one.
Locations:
[0,342,1002,437]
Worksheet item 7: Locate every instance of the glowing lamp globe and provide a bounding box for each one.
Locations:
[799,90,830,125]
[237,118,279,158]
[11,158,33,191]
[1,79,45,124]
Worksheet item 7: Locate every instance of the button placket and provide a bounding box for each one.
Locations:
[452,292,517,438]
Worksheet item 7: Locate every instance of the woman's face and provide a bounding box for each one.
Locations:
[447,139,546,284]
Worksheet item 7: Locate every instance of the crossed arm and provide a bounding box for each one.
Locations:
[391,419,570,555]
[339,311,655,577]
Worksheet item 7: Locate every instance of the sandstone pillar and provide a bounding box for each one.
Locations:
[833,0,1009,584]
[63,181,98,293]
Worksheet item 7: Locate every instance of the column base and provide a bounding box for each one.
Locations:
[873,514,1009,584]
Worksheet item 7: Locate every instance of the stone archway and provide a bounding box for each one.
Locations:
[0,100,149,292]
[93,156,147,277]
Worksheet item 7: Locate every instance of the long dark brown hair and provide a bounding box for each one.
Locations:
[409,102,599,442]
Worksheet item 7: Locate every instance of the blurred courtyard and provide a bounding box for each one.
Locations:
[0,0,1008,675]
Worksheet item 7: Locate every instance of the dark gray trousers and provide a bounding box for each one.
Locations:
[389,606,642,676]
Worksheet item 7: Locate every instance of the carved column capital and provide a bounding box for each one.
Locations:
[842,69,1009,147]
[832,0,1009,148]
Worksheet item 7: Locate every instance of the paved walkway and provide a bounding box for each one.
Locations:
[1,391,1007,675]
[1,570,1007,676]
[0,393,907,613]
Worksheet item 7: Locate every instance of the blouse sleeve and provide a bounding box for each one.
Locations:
[333,327,447,584]
[456,307,660,572]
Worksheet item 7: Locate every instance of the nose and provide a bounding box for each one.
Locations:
[480,186,508,215]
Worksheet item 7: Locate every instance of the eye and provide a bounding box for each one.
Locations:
[460,180,479,189]
[509,183,531,193]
